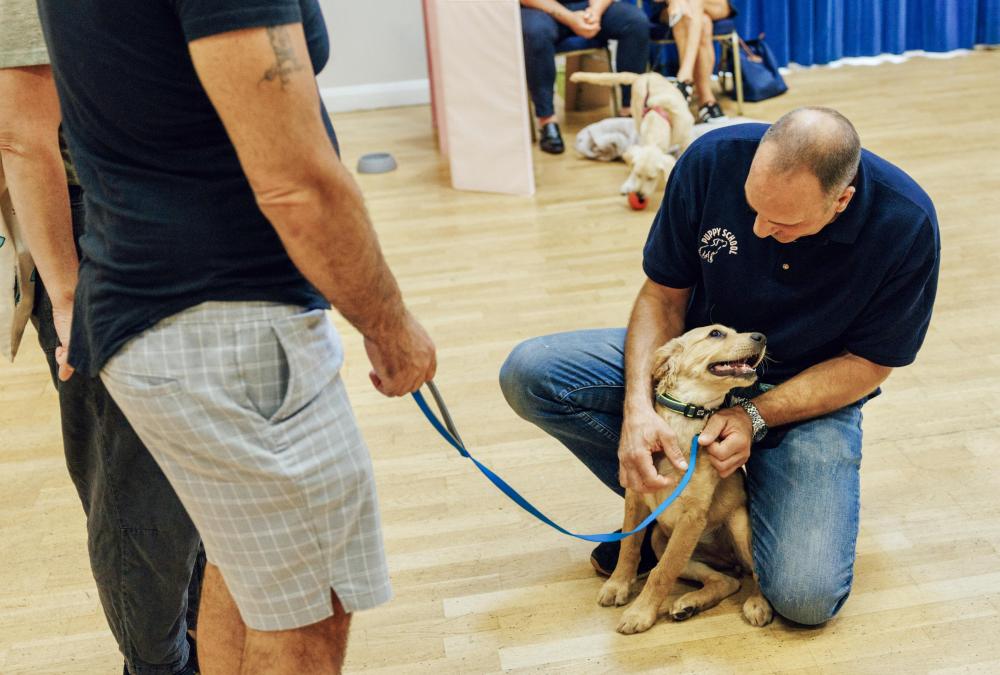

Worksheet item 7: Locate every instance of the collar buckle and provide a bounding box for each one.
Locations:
[656,393,715,420]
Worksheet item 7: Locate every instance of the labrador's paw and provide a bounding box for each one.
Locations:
[617,604,658,634]
[597,578,632,607]
[742,593,773,627]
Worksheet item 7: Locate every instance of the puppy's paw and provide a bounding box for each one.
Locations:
[742,593,773,627]
[597,578,632,607]
[616,604,658,634]
[670,597,700,622]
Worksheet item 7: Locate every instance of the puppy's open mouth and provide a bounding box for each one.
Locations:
[708,351,765,378]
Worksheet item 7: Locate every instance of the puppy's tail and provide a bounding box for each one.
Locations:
[568,71,641,87]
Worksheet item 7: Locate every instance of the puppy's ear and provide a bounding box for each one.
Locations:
[651,339,683,391]
[622,146,637,167]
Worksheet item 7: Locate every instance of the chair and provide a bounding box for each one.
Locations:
[529,36,619,141]
[626,0,744,115]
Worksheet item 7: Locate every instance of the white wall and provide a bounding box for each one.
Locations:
[317,0,430,112]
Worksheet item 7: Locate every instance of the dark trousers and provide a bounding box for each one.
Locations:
[521,1,651,118]
[31,187,204,675]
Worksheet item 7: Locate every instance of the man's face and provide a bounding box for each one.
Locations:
[744,148,855,244]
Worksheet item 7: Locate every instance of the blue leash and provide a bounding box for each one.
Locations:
[412,382,698,543]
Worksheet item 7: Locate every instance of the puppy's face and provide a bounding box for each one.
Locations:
[621,146,676,203]
[651,324,767,399]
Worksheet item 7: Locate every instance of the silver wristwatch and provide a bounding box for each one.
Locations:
[734,398,768,443]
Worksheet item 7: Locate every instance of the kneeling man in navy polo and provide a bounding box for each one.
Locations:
[500,107,940,625]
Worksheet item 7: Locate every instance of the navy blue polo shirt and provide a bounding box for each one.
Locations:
[37,0,333,376]
[643,123,940,384]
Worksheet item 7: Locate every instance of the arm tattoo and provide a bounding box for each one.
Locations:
[260,26,305,88]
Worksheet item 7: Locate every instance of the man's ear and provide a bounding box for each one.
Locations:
[651,338,683,391]
[833,184,856,214]
[622,146,637,167]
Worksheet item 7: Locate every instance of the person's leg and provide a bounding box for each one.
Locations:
[520,7,561,123]
[241,592,352,675]
[596,1,650,113]
[499,328,627,496]
[693,13,717,105]
[32,195,203,675]
[668,0,705,85]
[745,402,865,625]
[198,564,247,675]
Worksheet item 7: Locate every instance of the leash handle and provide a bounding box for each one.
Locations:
[413,382,698,543]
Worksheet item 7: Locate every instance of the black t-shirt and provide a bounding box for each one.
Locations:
[37,0,333,376]
[643,123,940,384]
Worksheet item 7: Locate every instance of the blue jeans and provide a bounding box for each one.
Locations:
[31,187,205,674]
[499,328,865,626]
[521,1,650,118]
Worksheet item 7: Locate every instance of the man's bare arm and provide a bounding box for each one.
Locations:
[623,278,689,414]
[698,353,891,478]
[752,352,891,428]
[0,65,77,379]
[0,66,77,310]
[619,278,692,492]
[187,24,434,395]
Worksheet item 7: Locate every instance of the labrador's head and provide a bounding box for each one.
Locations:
[651,324,767,403]
[621,145,676,204]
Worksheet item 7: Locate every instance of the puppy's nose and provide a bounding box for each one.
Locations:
[749,332,766,344]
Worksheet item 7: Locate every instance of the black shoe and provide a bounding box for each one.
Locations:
[674,80,694,103]
[538,122,565,154]
[590,524,659,579]
[697,101,726,124]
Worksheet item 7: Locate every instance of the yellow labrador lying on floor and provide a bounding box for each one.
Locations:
[568,71,693,205]
[600,324,774,634]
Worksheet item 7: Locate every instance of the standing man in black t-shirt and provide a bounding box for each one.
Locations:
[36,1,435,672]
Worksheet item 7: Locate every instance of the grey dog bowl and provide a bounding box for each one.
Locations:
[357,152,397,174]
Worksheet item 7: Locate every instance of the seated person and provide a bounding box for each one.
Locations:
[656,0,733,123]
[521,0,650,154]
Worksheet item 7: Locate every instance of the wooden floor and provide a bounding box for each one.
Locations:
[3,50,1000,674]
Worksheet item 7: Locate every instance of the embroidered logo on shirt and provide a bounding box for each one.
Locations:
[698,228,739,263]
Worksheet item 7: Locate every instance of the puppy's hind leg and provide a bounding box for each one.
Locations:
[727,506,774,627]
[597,489,649,608]
[668,560,741,621]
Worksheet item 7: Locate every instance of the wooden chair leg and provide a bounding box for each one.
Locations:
[528,99,537,142]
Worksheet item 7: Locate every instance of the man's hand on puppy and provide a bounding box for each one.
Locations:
[698,408,754,478]
[364,310,437,397]
[618,407,689,493]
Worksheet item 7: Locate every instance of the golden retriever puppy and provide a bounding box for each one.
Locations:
[569,71,694,205]
[600,324,774,634]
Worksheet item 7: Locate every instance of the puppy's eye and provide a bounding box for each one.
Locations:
[708,329,725,338]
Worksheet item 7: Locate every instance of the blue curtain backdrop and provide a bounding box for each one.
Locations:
[729,0,1000,67]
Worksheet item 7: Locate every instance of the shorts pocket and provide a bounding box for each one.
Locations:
[246,309,343,425]
[100,367,184,401]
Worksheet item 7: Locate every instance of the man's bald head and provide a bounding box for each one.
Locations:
[756,107,861,197]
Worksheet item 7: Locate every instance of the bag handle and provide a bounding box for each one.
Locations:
[738,33,765,64]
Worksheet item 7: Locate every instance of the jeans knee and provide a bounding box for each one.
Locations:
[521,11,557,53]
[760,573,851,626]
[499,337,555,421]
